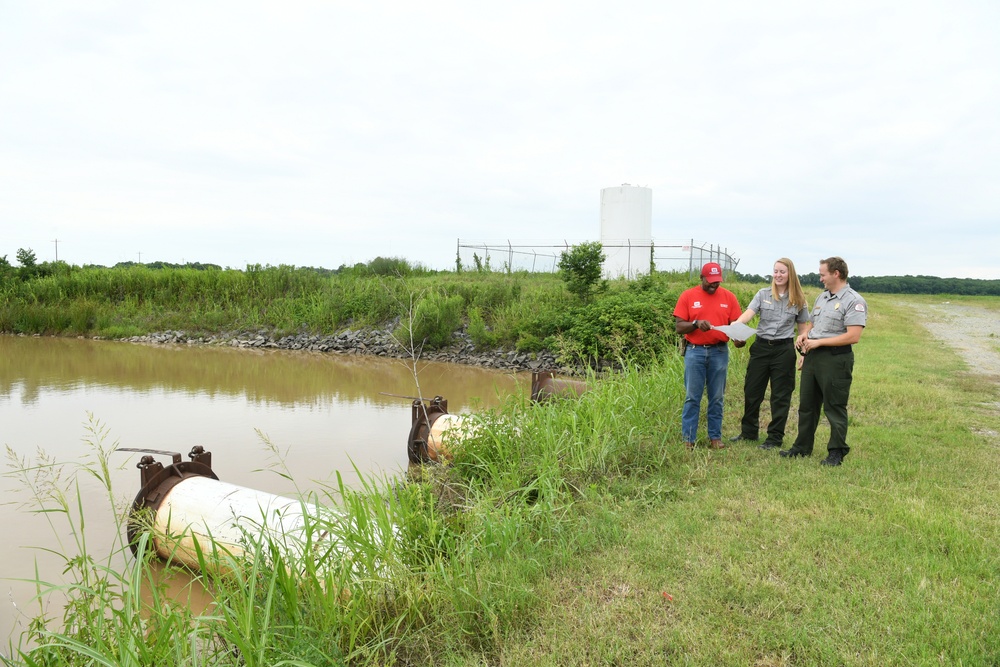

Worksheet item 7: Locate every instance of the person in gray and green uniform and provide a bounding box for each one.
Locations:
[729,258,810,450]
[781,256,868,466]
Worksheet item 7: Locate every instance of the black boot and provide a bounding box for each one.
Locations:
[779,448,810,458]
[820,449,846,466]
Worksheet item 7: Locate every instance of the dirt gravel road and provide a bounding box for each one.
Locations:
[923,302,1000,381]
[922,301,1000,440]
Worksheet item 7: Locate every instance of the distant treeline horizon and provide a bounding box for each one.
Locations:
[735,270,1000,296]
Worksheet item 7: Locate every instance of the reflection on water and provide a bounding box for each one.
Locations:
[0,335,515,410]
[0,334,523,648]
[142,560,216,621]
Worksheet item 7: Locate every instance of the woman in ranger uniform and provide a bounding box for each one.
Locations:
[730,258,810,450]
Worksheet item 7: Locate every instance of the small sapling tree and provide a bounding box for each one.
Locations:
[558,241,606,301]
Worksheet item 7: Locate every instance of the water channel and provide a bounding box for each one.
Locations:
[0,334,521,648]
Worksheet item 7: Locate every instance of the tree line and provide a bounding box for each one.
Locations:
[0,249,439,282]
[735,270,1000,295]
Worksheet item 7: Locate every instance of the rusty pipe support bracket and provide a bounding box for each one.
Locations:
[531,370,591,402]
[406,396,449,464]
[120,447,220,556]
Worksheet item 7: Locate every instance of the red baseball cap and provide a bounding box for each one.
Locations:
[701,262,723,283]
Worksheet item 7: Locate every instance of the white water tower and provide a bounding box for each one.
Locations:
[600,184,652,279]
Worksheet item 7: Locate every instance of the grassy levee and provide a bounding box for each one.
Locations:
[1,265,762,365]
[0,265,569,340]
[0,265,415,338]
[5,291,998,666]
[493,293,1000,666]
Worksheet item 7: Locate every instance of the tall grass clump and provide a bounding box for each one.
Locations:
[396,291,464,350]
[328,275,412,326]
[379,359,691,659]
[2,418,206,666]
[449,361,684,495]
[466,307,497,348]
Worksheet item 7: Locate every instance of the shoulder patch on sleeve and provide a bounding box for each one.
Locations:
[855,304,866,312]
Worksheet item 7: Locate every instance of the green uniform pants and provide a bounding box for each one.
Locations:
[790,346,854,455]
[738,339,797,445]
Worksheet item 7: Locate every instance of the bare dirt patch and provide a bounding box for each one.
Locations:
[922,302,1000,451]
[923,302,1000,381]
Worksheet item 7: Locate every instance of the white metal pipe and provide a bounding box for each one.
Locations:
[426,413,473,462]
[149,476,340,570]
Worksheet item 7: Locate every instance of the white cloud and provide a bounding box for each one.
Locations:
[1,1,998,277]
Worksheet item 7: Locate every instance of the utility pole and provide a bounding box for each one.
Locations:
[52,238,58,262]
[137,251,142,264]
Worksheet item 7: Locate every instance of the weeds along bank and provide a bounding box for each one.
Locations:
[4,362,688,665]
[0,264,761,368]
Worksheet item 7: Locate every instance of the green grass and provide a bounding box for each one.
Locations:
[3,294,998,666]
[492,293,1000,666]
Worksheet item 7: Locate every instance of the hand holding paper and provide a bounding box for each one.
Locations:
[711,322,756,342]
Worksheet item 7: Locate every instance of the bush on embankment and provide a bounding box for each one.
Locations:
[0,263,760,367]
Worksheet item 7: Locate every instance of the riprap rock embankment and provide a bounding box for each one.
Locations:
[123,328,567,373]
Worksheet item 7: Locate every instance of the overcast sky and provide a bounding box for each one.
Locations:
[2,1,998,279]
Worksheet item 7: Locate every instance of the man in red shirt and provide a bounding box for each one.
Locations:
[673,262,745,449]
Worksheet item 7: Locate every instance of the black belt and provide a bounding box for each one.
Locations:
[689,342,726,348]
[758,337,793,345]
[810,344,852,355]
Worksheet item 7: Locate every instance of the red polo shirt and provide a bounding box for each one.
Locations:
[673,285,742,345]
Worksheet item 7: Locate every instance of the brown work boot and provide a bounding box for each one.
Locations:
[709,439,726,449]
[685,441,695,450]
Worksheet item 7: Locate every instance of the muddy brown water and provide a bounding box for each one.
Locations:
[0,335,521,648]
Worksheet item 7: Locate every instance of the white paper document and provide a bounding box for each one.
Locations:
[711,322,757,341]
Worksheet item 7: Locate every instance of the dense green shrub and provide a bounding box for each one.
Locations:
[538,290,676,365]
[448,275,524,312]
[467,306,498,349]
[331,276,410,326]
[403,291,464,350]
[337,256,434,277]
[0,256,15,286]
[362,256,415,276]
[558,242,606,301]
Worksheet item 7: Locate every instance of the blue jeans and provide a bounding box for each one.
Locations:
[682,344,729,442]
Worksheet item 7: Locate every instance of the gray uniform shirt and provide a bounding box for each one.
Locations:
[748,288,810,339]
[807,284,868,339]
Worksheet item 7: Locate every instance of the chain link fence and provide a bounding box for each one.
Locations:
[456,239,739,279]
